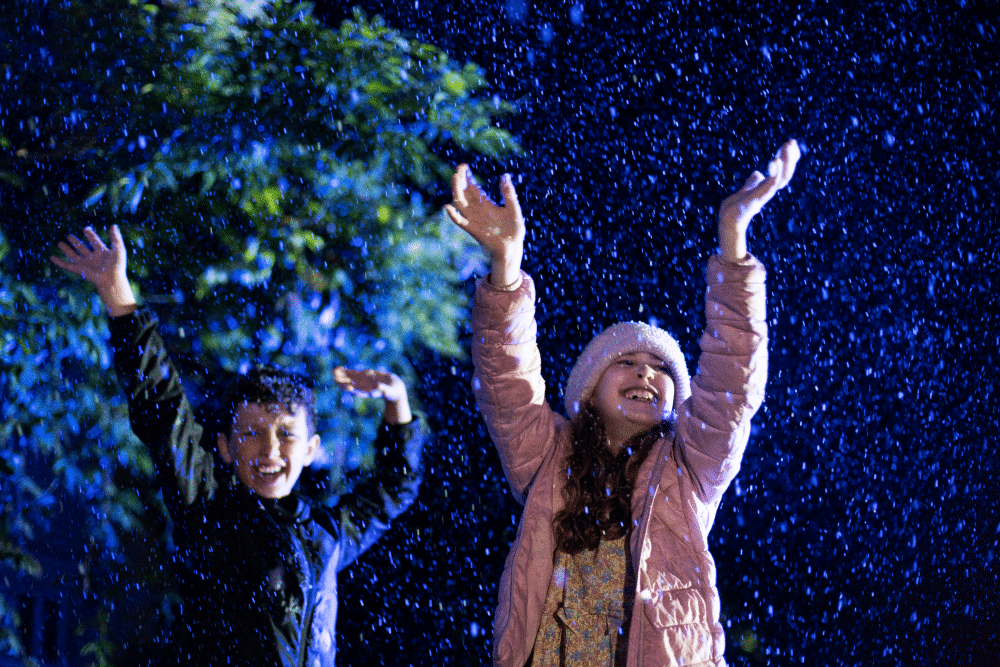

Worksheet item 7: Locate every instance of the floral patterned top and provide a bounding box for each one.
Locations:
[532,536,633,666]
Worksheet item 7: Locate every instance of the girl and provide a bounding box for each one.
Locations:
[445,140,799,667]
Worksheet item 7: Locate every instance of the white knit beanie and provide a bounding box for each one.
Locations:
[564,321,691,421]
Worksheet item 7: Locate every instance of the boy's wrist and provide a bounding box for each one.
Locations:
[98,281,138,318]
[383,396,413,425]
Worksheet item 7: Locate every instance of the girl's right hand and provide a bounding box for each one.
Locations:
[445,164,524,289]
[717,139,799,263]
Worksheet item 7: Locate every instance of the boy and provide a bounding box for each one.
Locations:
[51,225,424,666]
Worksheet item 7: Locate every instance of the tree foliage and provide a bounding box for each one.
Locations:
[1,0,517,660]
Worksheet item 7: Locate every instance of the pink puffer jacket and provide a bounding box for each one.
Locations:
[471,254,768,667]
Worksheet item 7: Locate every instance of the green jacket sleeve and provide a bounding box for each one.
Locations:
[328,419,426,571]
[109,309,219,512]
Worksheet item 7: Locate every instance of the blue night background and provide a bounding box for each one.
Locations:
[1,0,997,665]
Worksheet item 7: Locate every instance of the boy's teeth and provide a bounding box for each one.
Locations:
[258,464,283,474]
[625,389,655,402]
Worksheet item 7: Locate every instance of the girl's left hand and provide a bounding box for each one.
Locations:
[719,139,800,262]
[444,164,524,289]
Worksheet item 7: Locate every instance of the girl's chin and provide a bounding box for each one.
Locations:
[617,409,662,429]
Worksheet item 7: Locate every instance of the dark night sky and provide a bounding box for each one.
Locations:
[301,1,999,665]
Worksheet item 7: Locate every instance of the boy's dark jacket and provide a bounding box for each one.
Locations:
[110,310,425,666]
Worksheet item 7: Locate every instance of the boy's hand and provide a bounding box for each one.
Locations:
[50,225,137,317]
[718,139,800,263]
[334,366,412,424]
[444,164,524,290]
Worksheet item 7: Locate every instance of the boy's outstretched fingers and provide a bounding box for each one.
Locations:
[333,366,406,403]
[50,224,136,316]
[52,230,93,277]
[50,225,127,286]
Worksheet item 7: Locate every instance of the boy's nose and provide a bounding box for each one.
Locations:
[262,432,282,458]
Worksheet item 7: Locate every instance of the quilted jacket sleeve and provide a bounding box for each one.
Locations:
[471,272,560,505]
[674,254,768,526]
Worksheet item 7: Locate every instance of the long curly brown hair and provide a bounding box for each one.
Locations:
[553,403,671,554]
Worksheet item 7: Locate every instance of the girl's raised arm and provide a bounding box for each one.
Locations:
[676,140,799,511]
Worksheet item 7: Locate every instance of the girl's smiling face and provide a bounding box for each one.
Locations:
[591,351,675,448]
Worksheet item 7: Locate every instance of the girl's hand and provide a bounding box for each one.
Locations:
[718,139,800,263]
[50,225,137,317]
[444,164,524,289]
[333,366,412,424]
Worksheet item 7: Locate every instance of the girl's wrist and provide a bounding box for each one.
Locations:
[718,224,748,263]
[487,268,522,291]
[488,250,523,290]
[719,245,748,263]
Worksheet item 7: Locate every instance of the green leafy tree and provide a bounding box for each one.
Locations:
[1,0,517,661]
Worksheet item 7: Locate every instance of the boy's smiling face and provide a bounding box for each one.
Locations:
[217,402,319,498]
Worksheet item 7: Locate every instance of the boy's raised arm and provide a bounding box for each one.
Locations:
[50,224,137,318]
[52,224,217,509]
[327,366,423,570]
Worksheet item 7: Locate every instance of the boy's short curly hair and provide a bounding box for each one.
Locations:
[220,364,317,436]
